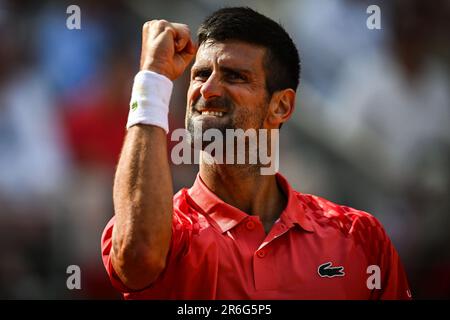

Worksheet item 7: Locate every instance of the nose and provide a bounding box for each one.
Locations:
[199,73,222,100]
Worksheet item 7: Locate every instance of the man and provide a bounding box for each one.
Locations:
[101,7,411,299]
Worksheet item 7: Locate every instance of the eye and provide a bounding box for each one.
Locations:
[193,69,211,81]
[225,71,246,82]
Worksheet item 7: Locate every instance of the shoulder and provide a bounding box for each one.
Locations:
[296,191,388,242]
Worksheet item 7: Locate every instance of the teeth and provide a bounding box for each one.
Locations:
[201,111,224,117]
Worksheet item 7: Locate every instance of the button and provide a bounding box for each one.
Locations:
[246,220,255,230]
[257,250,266,258]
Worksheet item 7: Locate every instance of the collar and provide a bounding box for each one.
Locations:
[187,172,314,233]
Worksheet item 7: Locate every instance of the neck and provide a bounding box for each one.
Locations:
[199,158,286,233]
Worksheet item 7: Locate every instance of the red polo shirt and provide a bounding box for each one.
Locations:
[101,173,412,299]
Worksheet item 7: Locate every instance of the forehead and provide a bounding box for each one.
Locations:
[193,40,266,71]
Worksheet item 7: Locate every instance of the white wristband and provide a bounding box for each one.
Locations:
[126,70,173,133]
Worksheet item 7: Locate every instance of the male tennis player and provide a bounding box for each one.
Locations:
[101,7,411,299]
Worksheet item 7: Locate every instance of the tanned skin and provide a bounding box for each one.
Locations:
[111,20,296,290]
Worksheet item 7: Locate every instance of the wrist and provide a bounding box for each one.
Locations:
[126,70,173,133]
[140,59,172,79]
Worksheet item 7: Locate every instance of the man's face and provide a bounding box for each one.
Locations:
[186,40,270,136]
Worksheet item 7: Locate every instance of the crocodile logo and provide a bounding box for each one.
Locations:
[318,262,345,278]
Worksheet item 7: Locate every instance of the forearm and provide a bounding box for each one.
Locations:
[107,18,194,290]
[111,124,173,289]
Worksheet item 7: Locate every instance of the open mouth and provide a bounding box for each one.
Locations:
[194,109,227,117]
[199,110,225,117]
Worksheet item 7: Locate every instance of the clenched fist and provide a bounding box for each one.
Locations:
[140,20,196,80]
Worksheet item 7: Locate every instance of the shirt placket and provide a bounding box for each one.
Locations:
[252,220,292,291]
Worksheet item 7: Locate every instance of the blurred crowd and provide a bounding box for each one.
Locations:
[0,0,448,299]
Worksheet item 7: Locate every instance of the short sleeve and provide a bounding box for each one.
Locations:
[377,232,412,300]
[357,214,412,300]
[101,216,131,293]
[100,192,196,295]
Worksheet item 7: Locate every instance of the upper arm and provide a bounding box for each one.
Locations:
[354,214,412,300]
[377,233,412,299]
[101,207,194,293]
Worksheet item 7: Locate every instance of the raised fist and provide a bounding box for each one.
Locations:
[140,20,196,80]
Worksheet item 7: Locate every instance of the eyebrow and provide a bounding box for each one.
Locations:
[220,66,252,76]
[191,65,252,75]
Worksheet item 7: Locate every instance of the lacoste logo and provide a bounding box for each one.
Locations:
[131,101,138,111]
[318,262,345,278]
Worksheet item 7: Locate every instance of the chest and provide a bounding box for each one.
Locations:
[182,226,372,299]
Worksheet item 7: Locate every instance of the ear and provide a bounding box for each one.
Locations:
[264,89,296,128]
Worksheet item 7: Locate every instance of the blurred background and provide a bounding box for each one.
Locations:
[0,0,448,299]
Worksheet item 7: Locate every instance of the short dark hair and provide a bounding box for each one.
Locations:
[197,7,301,95]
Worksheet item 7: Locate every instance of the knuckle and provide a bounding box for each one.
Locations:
[156,20,172,32]
[157,19,169,27]
[143,20,169,32]
[143,20,152,29]
[143,20,158,33]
